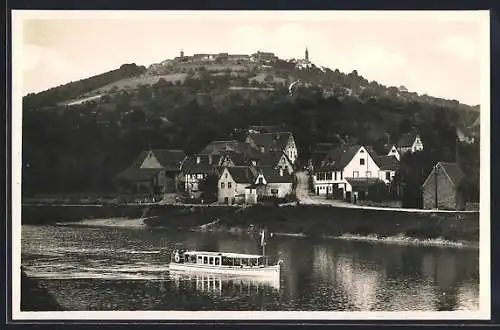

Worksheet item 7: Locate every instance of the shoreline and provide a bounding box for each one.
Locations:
[22,203,479,244]
[21,201,479,215]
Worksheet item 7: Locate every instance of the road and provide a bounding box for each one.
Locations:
[294,171,478,214]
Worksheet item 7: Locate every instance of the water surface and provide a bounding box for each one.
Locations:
[21,221,479,311]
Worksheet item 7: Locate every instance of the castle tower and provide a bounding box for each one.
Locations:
[180,49,184,57]
[305,47,309,62]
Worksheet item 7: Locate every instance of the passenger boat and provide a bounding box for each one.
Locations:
[169,250,281,277]
[169,229,281,277]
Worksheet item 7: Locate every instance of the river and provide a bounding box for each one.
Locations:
[21,219,479,311]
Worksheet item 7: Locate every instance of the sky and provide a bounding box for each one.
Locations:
[16,11,489,105]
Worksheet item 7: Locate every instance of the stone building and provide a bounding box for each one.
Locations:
[422,162,465,210]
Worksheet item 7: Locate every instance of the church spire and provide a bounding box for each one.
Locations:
[305,46,309,61]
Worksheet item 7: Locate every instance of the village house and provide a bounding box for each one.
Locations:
[218,166,258,205]
[312,144,383,200]
[115,149,186,196]
[456,126,476,144]
[396,133,424,155]
[252,166,294,199]
[245,131,298,165]
[374,155,400,184]
[386,145,401,161]
[422,162,466,210]
[180,155,216,193]
[217,165,293,205]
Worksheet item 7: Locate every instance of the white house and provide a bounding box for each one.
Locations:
[312,145,381,198]
[456,127,476,144]
[386,145,401,161]
[217,165,293,205]
[218,166,257,205]
[252,167,294,199]
[397,133,424,155]
[245,131,299,165]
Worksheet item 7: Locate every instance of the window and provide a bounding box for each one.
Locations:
[366,171,371,177]
[224,197,229,204]
[334,172,337,180]
[228,182,232,189]
[209,257,214,265]
[360,158,365,165]
[340,172,343,179]
[326,172,332,180]
[385,171,391,181]
[360,149,365,153]
[271,189,278,195]
[197,256,203,264]
[353,171,359,178]
[203,256,208,264]
[221,182,225,189]
[215,258,220,265]
[258,177,264,184]
[225,173,228,178]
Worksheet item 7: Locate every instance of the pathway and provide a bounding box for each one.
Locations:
[294,171,478,214]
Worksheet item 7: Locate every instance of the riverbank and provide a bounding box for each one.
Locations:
[22,203,479,243]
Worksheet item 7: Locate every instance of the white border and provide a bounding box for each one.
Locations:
[10,10,491,321]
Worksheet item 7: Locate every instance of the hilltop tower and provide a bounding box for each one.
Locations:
[180,49,184,57]
[305,47,309,61]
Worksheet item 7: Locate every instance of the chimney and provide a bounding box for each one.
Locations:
[196,156,201,164]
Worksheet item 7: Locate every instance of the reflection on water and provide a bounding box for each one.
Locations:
[21,224,479,311]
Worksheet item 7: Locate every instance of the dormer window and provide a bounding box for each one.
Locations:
[360,158,365,165]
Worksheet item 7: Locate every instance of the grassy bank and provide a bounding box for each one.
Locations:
[22,203,479,243]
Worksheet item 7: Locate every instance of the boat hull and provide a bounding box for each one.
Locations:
[169,262,280,277]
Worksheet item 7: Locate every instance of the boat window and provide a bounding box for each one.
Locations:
[204,256,208,264]
[215,257,220,265]
[190,255,196,263]
[234,258,241,266]
[197,256,203,264]
[222,256,231,266]
[209,257,214,265]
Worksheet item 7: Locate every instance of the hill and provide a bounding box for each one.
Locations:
[21,51,480,197]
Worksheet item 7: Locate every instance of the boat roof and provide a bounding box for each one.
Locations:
[183,250,263,259]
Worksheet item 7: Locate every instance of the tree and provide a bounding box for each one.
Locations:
[198,173,219,202]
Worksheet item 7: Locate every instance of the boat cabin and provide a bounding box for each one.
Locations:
[172,250,268,267]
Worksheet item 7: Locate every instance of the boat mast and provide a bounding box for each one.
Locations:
[260,229,268,266]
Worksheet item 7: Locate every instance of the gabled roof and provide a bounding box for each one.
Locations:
[199,140,257,156]
[247,132,293,153]
[225,166,258,184]
[256,166,293,183]
[374,155,400,171]
[422,162,465,188]
[115,149,185,181]
[397,133,419,148]
[323,144,364,171]
[439,162,465,186]
[255,151,291,168]
[148,149,186,171]
[181,156,215,174]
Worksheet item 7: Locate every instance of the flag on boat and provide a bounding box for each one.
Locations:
[260,229,267,247]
